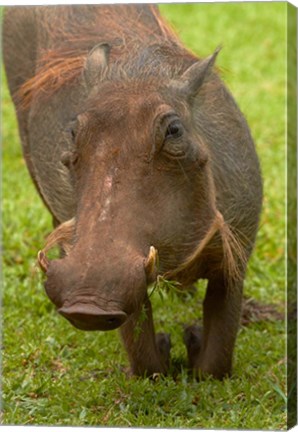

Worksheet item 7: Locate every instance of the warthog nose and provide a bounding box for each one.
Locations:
[58,303,127,331]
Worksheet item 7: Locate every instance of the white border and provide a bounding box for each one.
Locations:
[0,0,297,6]
[1,1,297,432]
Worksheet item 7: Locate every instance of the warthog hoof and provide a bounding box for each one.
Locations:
[183,325,202,369]
[156,332,171,369]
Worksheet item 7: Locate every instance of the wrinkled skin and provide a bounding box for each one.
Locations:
[3,5,262,378]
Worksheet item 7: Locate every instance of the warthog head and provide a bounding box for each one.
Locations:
[38,45,240,331]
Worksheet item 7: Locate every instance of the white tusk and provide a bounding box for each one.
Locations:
[144,246,158,280]
[37,250,49,273]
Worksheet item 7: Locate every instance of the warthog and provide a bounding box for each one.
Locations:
[3,5,262,378]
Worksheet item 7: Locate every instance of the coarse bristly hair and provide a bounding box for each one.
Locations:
[164,210,248,285]
[16,4,196,109]
[43,218,76,256]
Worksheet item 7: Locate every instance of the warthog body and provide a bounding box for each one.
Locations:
[3,5,262,378]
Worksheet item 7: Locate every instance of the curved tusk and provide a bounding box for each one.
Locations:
[144,246,159,281]
[37,250,49,273]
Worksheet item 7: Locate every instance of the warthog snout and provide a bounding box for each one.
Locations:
[41,243,157,332]
[58,303,127,331]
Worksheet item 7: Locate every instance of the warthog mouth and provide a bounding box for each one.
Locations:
[58,303,128,331]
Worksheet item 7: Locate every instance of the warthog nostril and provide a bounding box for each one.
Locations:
[58,303,127,331]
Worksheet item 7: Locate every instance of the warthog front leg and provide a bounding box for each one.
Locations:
[184,275,243,379]
[120,295,171,377]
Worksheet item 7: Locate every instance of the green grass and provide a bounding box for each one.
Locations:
[2,3,287,429]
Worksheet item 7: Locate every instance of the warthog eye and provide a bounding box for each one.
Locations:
[154,112,190,160]
[161,117,187,158]
[165,119,184,140]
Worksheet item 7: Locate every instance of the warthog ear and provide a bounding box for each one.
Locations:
[178,47,221,100]
[84,43,110,89]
